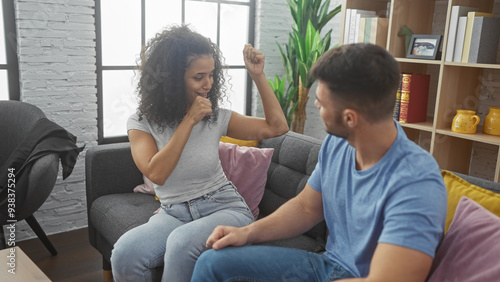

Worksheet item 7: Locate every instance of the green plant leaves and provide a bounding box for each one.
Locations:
[270,0,340,128]
[268,75,298,126]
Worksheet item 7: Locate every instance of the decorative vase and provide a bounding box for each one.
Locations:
[483,107,500,136]
[451,109,480,134]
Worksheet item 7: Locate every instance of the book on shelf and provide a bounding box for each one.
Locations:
[399,73,430,124]
[393,74,402,121]
[468,17,500,64]
[344,9,376,44]
[369,17,388,47]
[461,11,493,63]
[363,17,373,43]
[343,9,352,44]
[453,16,468,62]
[357,17,367,43]
[445,5,479,62]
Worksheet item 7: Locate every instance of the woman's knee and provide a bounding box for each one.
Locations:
[165,226,207,256]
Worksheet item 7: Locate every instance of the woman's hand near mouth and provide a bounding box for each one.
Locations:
[186,95,212,125]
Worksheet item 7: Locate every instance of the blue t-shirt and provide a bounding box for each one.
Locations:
[308,122,447,277]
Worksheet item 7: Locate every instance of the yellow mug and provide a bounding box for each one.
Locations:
[452,110,480,134]
[483,107,500,136]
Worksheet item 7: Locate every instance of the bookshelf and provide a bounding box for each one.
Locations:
[340,0,500,182]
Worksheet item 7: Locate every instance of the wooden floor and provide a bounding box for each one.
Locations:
[16,228,102,282]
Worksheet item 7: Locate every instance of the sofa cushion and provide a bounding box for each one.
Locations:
[441,170,500,233]
[219,142,274,219]
[90,193,160,245]
[258,132,326,247]
[428,196,500,281]
[220,136,259,147]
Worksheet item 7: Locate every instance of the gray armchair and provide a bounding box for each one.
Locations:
[0,101,59,255]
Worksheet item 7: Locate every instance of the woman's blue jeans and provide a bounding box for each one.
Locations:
[110,183,254,282]
[191,245,354,282]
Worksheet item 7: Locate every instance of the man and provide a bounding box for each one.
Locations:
[190,44,447,281]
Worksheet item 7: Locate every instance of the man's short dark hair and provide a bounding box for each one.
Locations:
[311,43,400,122]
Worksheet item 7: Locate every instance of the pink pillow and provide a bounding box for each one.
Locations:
[218,142,274,220]
[133,175,155,195]
[428,196,500,281]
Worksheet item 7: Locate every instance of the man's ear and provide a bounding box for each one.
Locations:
[343,108,358,128]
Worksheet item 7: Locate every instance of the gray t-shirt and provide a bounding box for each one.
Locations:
[127,109,232,205]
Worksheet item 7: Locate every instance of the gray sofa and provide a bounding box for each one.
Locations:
[85,131,500,280]
[85,131,325,280]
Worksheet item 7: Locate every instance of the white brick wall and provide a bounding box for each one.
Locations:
[13,0,96,241]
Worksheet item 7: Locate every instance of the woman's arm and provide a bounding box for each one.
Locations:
[227,45,289,140]
[129,96,212,185]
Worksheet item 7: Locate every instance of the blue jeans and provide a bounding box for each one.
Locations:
[110,183,254,282]
[191,245,354,282]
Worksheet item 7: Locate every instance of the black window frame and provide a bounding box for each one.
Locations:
[96,0,255,144]
[1,0,20,101]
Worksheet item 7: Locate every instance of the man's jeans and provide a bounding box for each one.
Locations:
[191,245,354,281]
[110,183,254,282]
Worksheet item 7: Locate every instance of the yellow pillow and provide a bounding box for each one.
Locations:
[442,170,500,233]
[220,136,259,147]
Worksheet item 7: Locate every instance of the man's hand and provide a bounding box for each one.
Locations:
[206,225,251,250]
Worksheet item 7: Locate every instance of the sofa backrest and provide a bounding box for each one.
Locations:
[452,171,500,194]
[258,131,326,244]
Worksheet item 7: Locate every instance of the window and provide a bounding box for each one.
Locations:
[96,0,255,143]
[0,0,19,101]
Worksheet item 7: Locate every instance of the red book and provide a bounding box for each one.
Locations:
[399,73,430,123]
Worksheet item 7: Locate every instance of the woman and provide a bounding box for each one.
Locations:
[110,25,288,282]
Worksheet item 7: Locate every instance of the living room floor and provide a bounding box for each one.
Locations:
[16,228,102,282]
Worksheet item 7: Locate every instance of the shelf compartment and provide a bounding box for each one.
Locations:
[339,0,391,45]
[448,0,494,15]
[398,63,440,127]
[403,127,432,152]
[435,65,483,130]
[388,0,437,58]
[433,133,474,174]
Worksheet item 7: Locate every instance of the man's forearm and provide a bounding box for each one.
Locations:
[246,192,324,244]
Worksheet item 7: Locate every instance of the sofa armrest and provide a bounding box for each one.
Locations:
[85,142,143,210]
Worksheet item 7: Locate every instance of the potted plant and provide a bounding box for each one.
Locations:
[272,0,341,133]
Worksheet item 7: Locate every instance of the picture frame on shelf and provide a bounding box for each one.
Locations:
[406,34,442,60]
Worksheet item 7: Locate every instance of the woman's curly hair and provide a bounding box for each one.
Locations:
[136,24,227,130]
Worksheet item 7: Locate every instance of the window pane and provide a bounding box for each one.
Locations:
[221,68,246,115]
[220,4,249,65]
[145,0,182,42]
[185,1,217,43]
[102,70,138,137]
[101,0,141,66]
[0,70,8,100]
[0,2,6,64]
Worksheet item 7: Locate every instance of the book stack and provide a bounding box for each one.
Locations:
[393,73,430,123]
[446,6,500,64]
[343,9,388,47]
